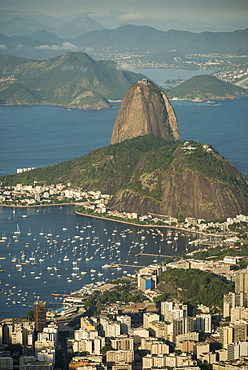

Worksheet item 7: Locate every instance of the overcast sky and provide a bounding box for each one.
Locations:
[1,0,248,28]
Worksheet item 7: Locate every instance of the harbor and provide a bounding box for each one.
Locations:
[0,204,205,318]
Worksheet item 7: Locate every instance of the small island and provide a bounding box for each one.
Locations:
[165,74,246,102]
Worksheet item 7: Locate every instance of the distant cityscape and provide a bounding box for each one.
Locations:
[90,50,248,85]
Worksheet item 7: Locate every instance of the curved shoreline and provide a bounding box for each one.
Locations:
[0,202,74,208]
[0,103,110,111]
[1,203,225,238]
[74,210,222,238]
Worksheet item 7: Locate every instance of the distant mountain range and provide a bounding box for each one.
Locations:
[74,25,248,55]
[52,14,105,38]
[0,30,78,60]
[0,14,105,38]
[0,17,53,36]
[0,14,106,60]
[0,23,247,61]
[1,9,247,33]
[0,52,144,109]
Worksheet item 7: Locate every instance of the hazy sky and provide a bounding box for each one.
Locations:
[1,0,248,26]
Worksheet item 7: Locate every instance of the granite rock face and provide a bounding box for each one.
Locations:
[111,79,180,144]
[108,165,248,221]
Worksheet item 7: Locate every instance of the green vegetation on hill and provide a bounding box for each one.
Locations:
[1,135,248,220]
[176,140,246,186]
[96,288,146,305]
[166,74,245,101]
[2,135,247,197]
[0,82,41,104]
[157,268,234,311]
[1,135,171,191]
[0,52,144,109]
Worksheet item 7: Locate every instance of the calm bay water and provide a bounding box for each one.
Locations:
[0,68,247,318]
[0,206,196,318]
[0,103,119,176]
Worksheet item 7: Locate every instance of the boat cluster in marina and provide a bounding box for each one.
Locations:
[0,205,195,318]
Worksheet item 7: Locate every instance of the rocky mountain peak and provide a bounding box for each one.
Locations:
[111,79,180,144]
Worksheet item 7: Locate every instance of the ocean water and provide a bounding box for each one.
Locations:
[1,69,247,177]
[0,103,119,176]
[0,68,247,318]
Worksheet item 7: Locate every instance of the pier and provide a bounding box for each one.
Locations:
[51,293,70,298]
[135,253,171,258]
[112,263,145,268]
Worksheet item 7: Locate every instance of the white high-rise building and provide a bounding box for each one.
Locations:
[100,318,121,338]
[94,337,105,355]
[143,313,160,328]
[117,315,132,334]
[161,301,174,321]
[37,349,55,365]
[195,314,212,333]
[74,328,98,340]
[161,301,188,322]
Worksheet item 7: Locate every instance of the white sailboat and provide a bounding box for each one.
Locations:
[14,224,20,234]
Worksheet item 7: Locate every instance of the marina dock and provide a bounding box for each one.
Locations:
[113,263,145,269]
[135,253,171,258]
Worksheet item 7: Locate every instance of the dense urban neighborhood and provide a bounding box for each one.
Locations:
[2,251,248,370]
